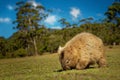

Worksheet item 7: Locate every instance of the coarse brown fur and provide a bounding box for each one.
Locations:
[58,32,106,70]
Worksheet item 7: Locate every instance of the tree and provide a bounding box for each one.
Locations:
[14,1,45,55]
[79,17,94,24]
[104,1,120,45]
[59,18,71,28]
[0,37,6,57]
[79,17,94,31]
[72,23,78,28]
[105,1,120,27]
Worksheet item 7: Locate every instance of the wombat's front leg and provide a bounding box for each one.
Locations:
[98,57,107,68]
[76,59,89,70]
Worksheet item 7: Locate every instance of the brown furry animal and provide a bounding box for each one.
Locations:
[58,32,106,70]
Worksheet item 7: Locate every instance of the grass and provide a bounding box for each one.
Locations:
[0,46,120,80]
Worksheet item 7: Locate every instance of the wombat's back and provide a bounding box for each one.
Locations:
[65,32,103,49]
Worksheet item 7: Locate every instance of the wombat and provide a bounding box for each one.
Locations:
[58,32,106,70]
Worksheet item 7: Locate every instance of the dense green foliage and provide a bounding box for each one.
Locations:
[0,1,120,58]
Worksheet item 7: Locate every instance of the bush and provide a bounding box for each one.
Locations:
[0,53,5,59]
[12,48,27,57]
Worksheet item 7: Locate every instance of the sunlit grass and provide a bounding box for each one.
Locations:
[0,46,120,80]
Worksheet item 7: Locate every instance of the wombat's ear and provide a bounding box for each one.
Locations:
[58,46,64,54]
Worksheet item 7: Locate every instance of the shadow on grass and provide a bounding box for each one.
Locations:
[56,69,64,72]
[54,69,64,72]
[54,66,96,72]
[53,69,78,72]
[85,66,95,69]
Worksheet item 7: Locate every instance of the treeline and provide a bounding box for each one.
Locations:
[0,1,120,58]
[0,22,120,58]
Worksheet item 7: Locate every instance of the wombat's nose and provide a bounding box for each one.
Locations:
[63,66,71,70]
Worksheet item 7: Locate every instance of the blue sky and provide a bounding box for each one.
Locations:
[0,0,114,38]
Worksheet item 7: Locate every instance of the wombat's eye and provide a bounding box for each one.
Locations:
[66,60,70,64]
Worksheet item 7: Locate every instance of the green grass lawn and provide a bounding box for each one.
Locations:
[0,46,120,80]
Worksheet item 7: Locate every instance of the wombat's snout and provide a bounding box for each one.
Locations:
[62,65,71,70]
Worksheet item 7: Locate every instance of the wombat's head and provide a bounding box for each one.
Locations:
[58,46,78,70]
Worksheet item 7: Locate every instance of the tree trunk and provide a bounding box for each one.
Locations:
[33,37,38,56]
[26,44,31,56]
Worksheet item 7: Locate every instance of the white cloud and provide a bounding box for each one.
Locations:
[45,15,57,25]
[31,1,38,7]
[70,7,81,19]
[28,1,44,13]
[0,17,11,23]
[51,26,62,29]
[28,0,41,8]
[7,5,14,10]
